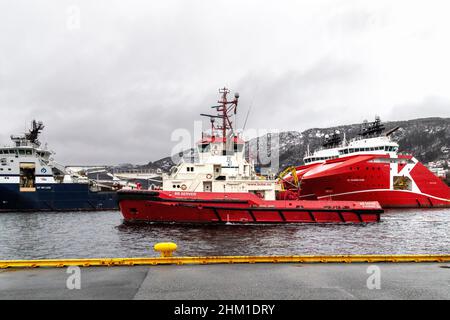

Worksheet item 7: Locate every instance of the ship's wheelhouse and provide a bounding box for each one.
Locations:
[161,87,280,200]
[304,155,338,164]
[197,136,244,156]
[304,139,400,165]
[338,145,399,155]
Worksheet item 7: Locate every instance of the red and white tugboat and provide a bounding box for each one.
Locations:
[118,88,383,224]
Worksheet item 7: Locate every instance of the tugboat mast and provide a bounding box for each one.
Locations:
[201,87,239,140]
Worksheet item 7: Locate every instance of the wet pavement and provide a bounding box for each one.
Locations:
[0,263,449,300]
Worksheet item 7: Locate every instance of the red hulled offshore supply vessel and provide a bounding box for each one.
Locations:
[117,88,383,224]
[279,117,450,208]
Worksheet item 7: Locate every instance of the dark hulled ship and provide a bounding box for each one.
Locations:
[0,121,117,212]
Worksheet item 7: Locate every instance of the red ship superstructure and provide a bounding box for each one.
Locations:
[118,88,383,224]
[280,117,450,208]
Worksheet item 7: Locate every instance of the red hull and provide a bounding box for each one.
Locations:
[118,190,382,224]
[282,154,450,208]
[315,190,449,208]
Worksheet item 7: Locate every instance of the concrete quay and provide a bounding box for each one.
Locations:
[0,263,449,300]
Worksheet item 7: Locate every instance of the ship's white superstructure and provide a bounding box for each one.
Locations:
[162,88,280,200]
[304,136,399,164]
[0,120,118,211]
[0,121,91,191]
[304,117,401,165]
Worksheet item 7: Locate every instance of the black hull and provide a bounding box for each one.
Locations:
[0,183,118,212]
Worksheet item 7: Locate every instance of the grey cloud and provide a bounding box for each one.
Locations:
[388,96,450,122]
[0,1,449,165]
[234,58,365,131]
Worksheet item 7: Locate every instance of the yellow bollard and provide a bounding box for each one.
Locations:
[153,242,178,257]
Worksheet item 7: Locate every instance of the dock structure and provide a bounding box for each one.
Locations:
[1,254,450,268]
[0,262,449,300]
[1,245,449,300]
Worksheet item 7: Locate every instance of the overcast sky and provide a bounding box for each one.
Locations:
[1,0,450,165]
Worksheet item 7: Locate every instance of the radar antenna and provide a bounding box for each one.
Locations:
[200,87,239,140]
[322,131,342,148]
[25,120,45,146]
[358,116,385,138]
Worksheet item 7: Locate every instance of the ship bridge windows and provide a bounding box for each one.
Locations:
[223,149,233,156]
[234,143,244,152]
[199,144,211,153]
[383,146,398,152]
[304,155,337,163]
[342,146,394,155]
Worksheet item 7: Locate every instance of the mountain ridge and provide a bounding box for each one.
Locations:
[136,116,450,173]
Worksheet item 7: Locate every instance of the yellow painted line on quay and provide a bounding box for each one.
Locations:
[0,254,449,269]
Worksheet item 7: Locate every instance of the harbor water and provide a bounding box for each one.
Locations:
[0,209,449,260]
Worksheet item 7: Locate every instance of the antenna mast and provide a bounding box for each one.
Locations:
[200,87,239,141]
